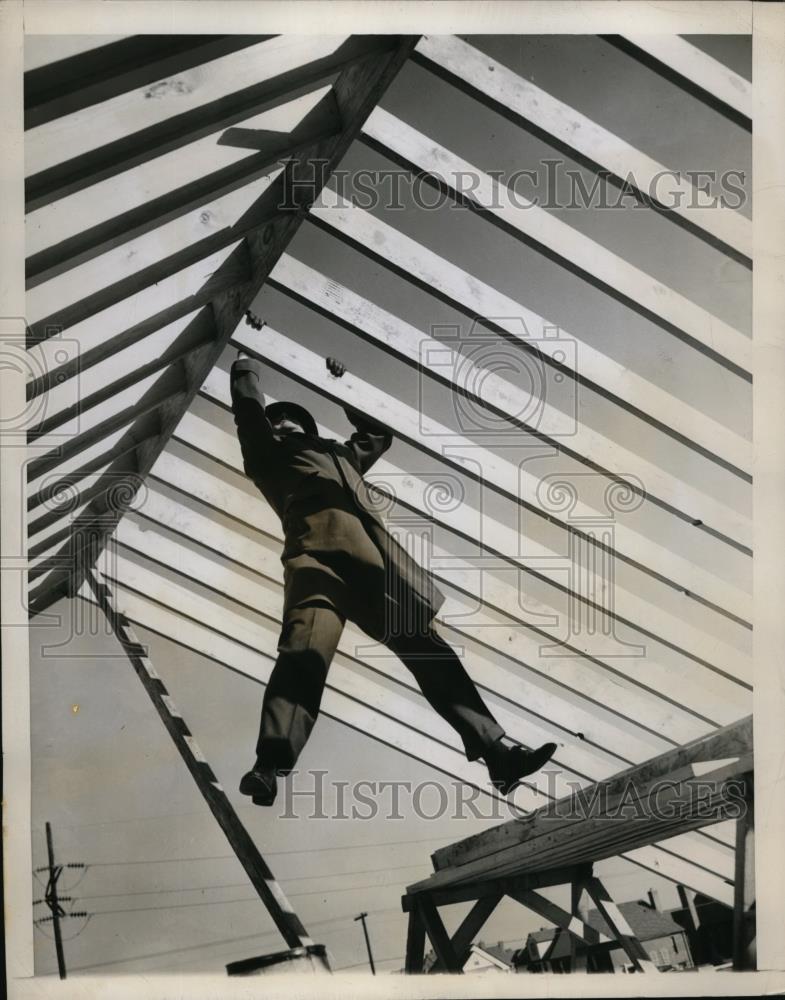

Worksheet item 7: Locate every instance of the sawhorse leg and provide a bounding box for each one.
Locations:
[585,876,660,973]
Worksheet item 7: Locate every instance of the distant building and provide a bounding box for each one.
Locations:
[516,894,695,973]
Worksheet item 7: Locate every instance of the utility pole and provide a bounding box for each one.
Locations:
[44,822,66,979]
[354,911,376,974]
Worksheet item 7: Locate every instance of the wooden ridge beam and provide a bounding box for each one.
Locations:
[227,328,752,678]
[25,35,273,130]
[25,35,396,210]
[26,89,342,288]
[361,106,753,389]
[27,36,419,615]
[413,35,751,264]
[603,35,752,128]
[307,191,752,551]
[269,254,752,621]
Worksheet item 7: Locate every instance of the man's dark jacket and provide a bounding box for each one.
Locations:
[230,356,446,627]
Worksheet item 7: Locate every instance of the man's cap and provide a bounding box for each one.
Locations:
[266,401,318,437]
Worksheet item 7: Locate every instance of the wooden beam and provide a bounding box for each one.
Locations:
[72,572,738,908]
[84,571,320,953]
[732,772,755,970]
[404,904,427,973]
[229,328,752,678]
[270,254,752,619]
[510,888,612,947]
[417,896,462,972]
[26,89,342,288]
[25,35,396,209]
[308,192,752,550]
[413,35,751,263]
[604,35,751,127]
[29,36,419,615]
[432,716,751,872]
[584,876,660,972]
[25,36,273,129]
[361,106,753,388]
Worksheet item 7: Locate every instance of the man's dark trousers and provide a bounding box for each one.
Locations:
[256,553,505,772]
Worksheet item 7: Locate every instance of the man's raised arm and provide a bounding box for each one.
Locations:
[326,357,393,473]
[231,347,276,479]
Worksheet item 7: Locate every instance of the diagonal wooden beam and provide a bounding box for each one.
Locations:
[602,35,751,128]
[510,887,612,947]
[418,896,462,972]
[584,875,660,972]
[24,35,274,130]
[413,35,751,264]
[28,36,419,616]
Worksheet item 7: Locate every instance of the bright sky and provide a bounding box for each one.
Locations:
[28,32,751,976]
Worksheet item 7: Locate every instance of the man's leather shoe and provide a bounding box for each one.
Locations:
[486,741,557,795]
[239,766,278,806]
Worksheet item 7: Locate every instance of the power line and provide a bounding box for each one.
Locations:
[81,834,449,868]
[76,860,430,901]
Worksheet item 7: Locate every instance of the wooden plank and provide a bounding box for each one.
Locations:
[85,572,319,953]
[432,716,751,872]
[26,88,342,287]
[413,35,751,262]
[191,384,751,728]
[25,35,396,209]
[308,191,752,550]
[362,106,753,387]
[606,35,752,125]
[29,37,419,615]
[404,905,427,973]
[25,35,272,129]
[72,575,738,909]
[228,328,753,675]
[417,896,462,972]
[585,876,660,972]
[270,253,752,617]
[158,437,724,752]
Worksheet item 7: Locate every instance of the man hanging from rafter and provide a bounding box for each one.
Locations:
[232,311,556,806]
